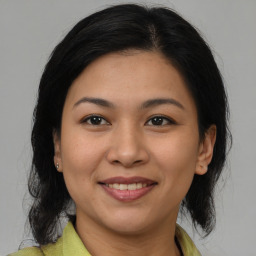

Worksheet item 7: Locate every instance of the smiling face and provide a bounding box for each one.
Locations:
[53,50,215,237]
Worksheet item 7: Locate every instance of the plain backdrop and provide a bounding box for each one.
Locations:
[0,0,255,255]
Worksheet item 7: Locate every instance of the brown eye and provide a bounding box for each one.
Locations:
[83,115,109,125]
[146,116,175,126]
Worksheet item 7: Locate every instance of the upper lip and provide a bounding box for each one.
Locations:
[99,176,157,185]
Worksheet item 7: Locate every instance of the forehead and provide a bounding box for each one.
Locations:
[65,50,195,110]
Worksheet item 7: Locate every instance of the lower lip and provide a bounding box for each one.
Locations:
[101,184,155,202]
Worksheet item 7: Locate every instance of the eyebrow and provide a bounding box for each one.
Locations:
[73,97,184,110]
[73,97,115,109]
[140,98,184,110]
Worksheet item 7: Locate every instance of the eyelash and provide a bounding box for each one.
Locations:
[81,114,176,126]
[146,115,176,126]
[82,115,110,125]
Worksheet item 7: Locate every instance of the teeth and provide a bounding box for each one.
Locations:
[106,183,148,190]
[113,183,119,189]
[128,183,136,190]
[137,183,142,189]
[119,184,127,190]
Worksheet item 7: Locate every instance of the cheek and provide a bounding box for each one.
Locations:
[155,130,199,165]
[61,130,103,169]
[152,131,199,196]
[60,131,106,195]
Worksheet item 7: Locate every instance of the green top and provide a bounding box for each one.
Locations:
[9,222,201,256]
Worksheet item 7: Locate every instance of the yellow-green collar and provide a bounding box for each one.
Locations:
[63,222,91,256]
[11,221,200,256]
[41,222,90,256]
[42,221,201,256]
[175,224,201,256]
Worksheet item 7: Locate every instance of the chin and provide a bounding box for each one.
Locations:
[99,210,155,235]
[107,221,150,236]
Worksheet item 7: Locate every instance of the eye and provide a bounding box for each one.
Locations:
[146,116,176,126]
[82,115,110,125]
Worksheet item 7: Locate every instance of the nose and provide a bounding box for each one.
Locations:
[106,123,149,168]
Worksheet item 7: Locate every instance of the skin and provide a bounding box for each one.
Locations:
[53,50,216,256]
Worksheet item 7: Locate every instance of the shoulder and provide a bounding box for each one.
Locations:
[8,247,44,256]
[8,238,63,256]
[8,221,89,256]
[8,237,64,256]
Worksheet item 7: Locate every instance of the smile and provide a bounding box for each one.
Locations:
[105,183,148,190]
[99,176,157,202]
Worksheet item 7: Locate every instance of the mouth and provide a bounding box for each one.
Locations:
[98,176,157,202]
[105,183,148,190]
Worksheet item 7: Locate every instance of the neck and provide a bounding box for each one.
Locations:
[75,212,181,256]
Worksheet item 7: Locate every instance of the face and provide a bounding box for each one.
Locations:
[54,50,216,236]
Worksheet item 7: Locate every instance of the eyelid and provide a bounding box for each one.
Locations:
[80,114,176,126]
[145,115,177,126]
[81,114,110,125]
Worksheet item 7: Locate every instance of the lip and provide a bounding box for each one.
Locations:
[100,176,156,185]
[99,176,157,202]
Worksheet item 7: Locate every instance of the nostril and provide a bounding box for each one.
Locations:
[111,159,143,167]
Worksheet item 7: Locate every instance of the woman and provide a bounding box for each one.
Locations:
[9,3,231,256]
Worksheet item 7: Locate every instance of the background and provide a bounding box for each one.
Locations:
[0,0,255,255]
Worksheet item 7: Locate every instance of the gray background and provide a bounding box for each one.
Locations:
[0,0,255,255]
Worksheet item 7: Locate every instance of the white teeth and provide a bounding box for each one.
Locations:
[119,184,128,190]
[128,183,137,190]
[113,183,119,189]
[136,183,142,189]
[106,183,148,190]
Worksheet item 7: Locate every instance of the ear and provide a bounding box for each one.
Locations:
[195,125,217,175]
[53,130,63,172]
